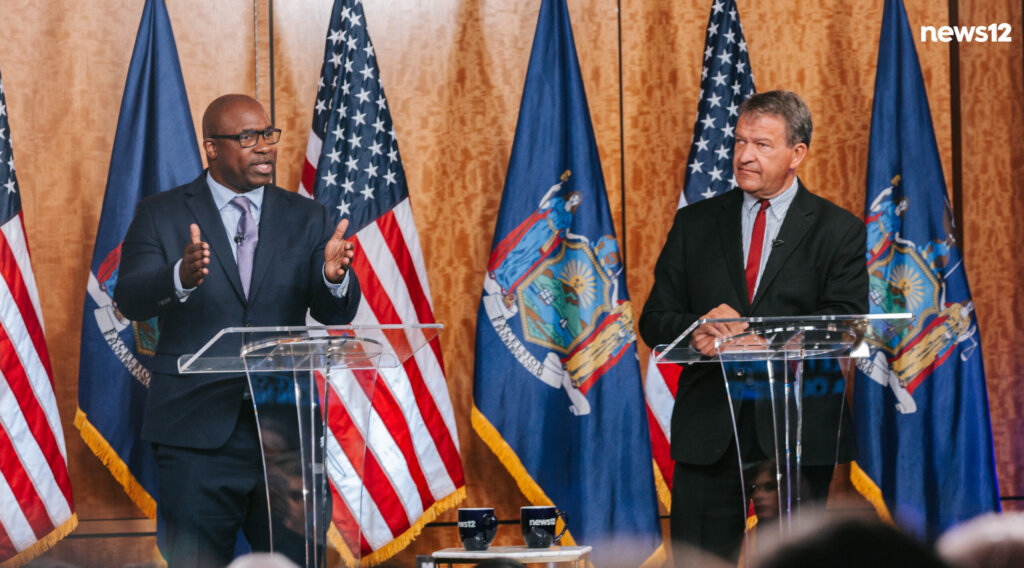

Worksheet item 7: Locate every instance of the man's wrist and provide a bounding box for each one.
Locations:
[323,264,350,297]
[173,259,195,301]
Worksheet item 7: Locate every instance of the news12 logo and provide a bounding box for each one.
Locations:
[920,23,1012,42]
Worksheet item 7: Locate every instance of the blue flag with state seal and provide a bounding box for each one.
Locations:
[471,0,661,564]
[75,0,202,521]
[852,0,1000,541]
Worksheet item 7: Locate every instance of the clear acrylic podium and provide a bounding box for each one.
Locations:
[178,324,442,568]
[653,314,910,550]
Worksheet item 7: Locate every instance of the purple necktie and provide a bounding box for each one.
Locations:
[231,196,259,297]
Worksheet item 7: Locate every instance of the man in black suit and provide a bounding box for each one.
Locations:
[639,90,867,563]
[114,94,361,567]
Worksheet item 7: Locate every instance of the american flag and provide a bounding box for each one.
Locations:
[299,0,465,563]
[0,68,76,566]
[644,0,755,508]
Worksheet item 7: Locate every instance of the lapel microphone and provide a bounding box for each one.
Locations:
[771,238,784,247]
[234,232,244,245]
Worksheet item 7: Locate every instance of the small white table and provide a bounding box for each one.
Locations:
[431,545,592,567]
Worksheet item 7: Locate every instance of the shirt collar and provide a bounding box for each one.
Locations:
[742,176,799,221]
[206,171,264,212]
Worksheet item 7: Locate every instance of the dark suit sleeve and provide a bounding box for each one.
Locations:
[307,204,362,325]
[639,209,702,348]
[813,217,869,316]
[114,200,180,321]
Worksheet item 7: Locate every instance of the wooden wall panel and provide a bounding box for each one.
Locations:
[959,0,1024,500]
[0,0,1020,565]
[620,1,704,370]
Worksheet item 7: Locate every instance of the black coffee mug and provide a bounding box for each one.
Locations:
[458,508,497,551]
[520,506,568,548]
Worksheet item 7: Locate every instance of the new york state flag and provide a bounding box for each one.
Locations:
[471,1,661,565]
[852,0,999,541]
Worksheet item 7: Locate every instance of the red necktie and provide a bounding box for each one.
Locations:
[745,199,770,302]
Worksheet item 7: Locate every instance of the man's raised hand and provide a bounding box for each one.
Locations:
[324,218,355,284]
[179,223,210,289]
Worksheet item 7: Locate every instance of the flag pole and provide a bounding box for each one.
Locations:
[252,0,278,185]
[253,0,260,101]
[268,0,276,127]
[947,0,963,248]
[616,0,627,270]
[268,0,276,187]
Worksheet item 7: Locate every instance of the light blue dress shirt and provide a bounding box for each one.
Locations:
[173,172,350,299]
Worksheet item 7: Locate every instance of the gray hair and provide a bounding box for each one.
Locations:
[738,90,813,148]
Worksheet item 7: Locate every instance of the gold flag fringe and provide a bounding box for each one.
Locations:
[652,460,672,511]
[0,514,78,568]
[74,408,156,519]
[328,485,466,567]
[850,460,894,524]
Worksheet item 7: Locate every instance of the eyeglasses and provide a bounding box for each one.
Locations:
[208,127,282,148]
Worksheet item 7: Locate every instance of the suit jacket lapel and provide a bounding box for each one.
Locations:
[248,186,284,300]
[751,183,815,311]
[717,191,750,312]
[184,174,246,302]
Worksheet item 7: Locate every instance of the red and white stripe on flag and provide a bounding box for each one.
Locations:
[300,137,465,564]
[0,214,76,567]
[644,353,680,509]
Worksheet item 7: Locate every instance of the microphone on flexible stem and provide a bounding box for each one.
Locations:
[234,233,244,245]
[771,238,784,248]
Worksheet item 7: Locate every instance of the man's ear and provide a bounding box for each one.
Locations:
[788,142,808,170]
[203,139,217,162]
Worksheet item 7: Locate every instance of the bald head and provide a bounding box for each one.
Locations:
[202,94,277,193]
[202,94,264,139]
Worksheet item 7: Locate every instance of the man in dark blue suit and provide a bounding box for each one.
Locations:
[115,94,361,567]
